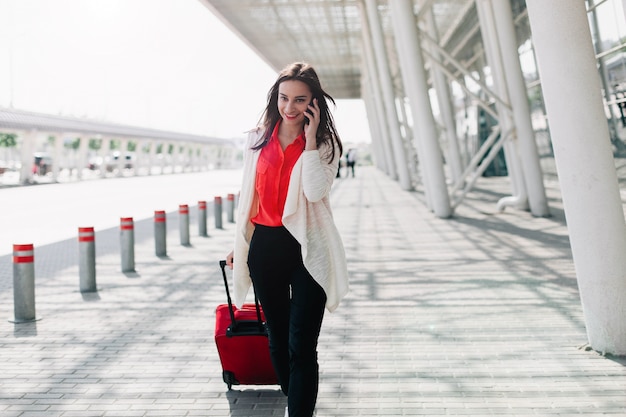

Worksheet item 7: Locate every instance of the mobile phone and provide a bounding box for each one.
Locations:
[304,100,314,124]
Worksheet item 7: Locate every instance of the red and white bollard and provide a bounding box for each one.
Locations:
[11,243,37,323]
[120,217,135,272]
[198,200,208,237]
[179,204,190,246]
[154,210,167,257]
[78,227,96,293]
[214,196,223,230]
[226,193,235,223]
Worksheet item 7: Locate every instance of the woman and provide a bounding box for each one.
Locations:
[226,62,349,417]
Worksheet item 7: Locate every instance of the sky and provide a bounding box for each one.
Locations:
[0,0,371,143]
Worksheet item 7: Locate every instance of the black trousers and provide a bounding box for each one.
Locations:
[248,225,327,417]
[347,161,355,177]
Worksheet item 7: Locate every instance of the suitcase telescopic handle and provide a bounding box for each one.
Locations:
[219,260,238,328]
[219,260,264,332]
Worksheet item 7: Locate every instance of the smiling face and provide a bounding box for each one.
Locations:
[277,80,313,127]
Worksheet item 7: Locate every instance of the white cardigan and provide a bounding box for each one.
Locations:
[232,128,349,312]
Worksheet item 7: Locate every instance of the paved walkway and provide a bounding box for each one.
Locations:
[1,164,625,416]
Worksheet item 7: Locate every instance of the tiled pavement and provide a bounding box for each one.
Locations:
[0,164,625,416]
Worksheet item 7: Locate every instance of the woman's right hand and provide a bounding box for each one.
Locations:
[225,250,234,269]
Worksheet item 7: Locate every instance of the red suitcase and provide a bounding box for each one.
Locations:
[215,260,278,389]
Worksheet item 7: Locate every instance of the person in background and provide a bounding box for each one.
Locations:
[226,62,349,417]
[346,147,357,177]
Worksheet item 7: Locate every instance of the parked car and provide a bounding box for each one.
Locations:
[105,152,134,171]
[87,156,104,170]
[87,153,135,172]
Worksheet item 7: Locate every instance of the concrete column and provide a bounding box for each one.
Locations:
[362,0,413,190]
[476,0,528,211]
[198,147,208,171]
[186,144,193,172]
[76,135,89,180]
[130,141,139,176]
[362,86,388,173]
[425,8,463,184]
[364,70,392,176]
[185,144,191,172]
[175,143,181,171]
[191,146,198,172]
[197,146,205,171]
[148,140,158,175]
[161,143,169,174]
[180,143,188,172]
[51,133,64,181]
[91,138,101,177]
[395,96,420,188]
[19,130,37,184]
[177,144,185,172]
[396,97,420,185]
[202,146,208,170]
[215,146,224,169]
[359,7,397,179]
[589,4,621,149]
[221,146,231,169]
[211,146,219,170]
[117,138,128,176]
[194,147,202,171]
[169,144,175,172]
[527,0,626,355]
[206,146,215,170]
[133,140,145,177]
[491,0,549,217]
[170,142,177,173]
[390,0,451,217]
[203,147,211,170]
[101,138,112,178]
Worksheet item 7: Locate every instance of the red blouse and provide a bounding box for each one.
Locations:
[251,121,305,226]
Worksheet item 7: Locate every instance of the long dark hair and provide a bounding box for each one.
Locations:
[253,62,343,163]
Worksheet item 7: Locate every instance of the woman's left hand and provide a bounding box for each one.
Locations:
[304,98,320,150]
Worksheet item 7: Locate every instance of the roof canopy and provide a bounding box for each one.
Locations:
[0,107,234,145]
[197,0,529,100]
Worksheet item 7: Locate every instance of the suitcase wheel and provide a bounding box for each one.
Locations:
[222,370,238,390]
